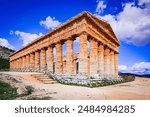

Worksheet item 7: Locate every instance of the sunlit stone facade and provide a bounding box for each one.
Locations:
[10,11,120,78]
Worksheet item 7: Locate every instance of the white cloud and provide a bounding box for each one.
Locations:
[138,0,150,5]
[10,30,43,46]
[0,38,15,50]
[96,0,107,14]
[95,1,150,46]
[119,62,150,74]
[118,65,127,71]
[40,16,61,30]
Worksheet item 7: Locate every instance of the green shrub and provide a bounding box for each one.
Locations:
[0,57,9,70]
[0,81,17,100]
[25,86,34,95]
[121,74,135,82]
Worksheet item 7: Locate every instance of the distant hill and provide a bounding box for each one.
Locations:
[119,72,150,78]
[0,46,15,60]
[0,46,15,70]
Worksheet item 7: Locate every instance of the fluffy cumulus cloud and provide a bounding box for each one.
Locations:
[40,16,61,30]
[0,38,15,50]
[10,30,43,46]
[96,0,107,14]
[119,62,150,74]
[138,0,150,5]
[95,0,150,46]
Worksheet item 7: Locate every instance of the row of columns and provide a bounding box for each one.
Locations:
[10,33,118,77]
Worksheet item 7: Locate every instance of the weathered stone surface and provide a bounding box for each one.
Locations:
[66,38,73,75]
[56,42,63,75]
[9,11,120,80]
[35,50,40,72]
[79,33,88,76]
[90,38,98,75]
[40,48,46,72]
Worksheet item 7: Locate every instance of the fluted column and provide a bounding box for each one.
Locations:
[17,59,19,69]
[24,56,26,69]
[30,52,35,69]
[114,53,118,77]
[56,42,63,75]
[18,58,20,69]
[110,50,115,76]
[73,60,77,75]
[47,46,53,72]
[98,43,104,75]
[15,60,17,69]
[90,39,98,75]
[20,57,23,69]
[66,38,73,75]
[14,60,16,69]
[26,54,30,69]
[22,57,24,69]
[41,48,47,71]
[79,33,88,76]
[35,50,40,71]
[104,47,110,76]
[63,61,66,74]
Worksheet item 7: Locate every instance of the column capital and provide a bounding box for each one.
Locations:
[78,31,88,37]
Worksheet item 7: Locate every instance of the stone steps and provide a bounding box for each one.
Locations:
[31,73,58,84]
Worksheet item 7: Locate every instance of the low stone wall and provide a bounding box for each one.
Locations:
[46,71,125,87]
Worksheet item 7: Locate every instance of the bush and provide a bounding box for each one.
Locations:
[121,74,135,82]
[0,57,9,70]
[25,86,34,95]
[0,81,17,100]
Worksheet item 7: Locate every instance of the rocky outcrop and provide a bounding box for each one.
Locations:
[0,46,15,60]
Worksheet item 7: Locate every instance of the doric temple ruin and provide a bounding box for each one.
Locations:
[9,11,120,79]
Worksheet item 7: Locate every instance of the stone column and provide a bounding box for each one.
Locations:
[13,61,15,69]
[90,38,98,76]
[110,50,115,76]
[22,57,24,69]
[63,61,66,75]
[15,60,17,69]
[20,57,23,69]
[88,57,90,76]
[66,38,73,75]
[79,33,88,76]
[35,50,40,71]
[30,52,35,70]
[18,58,20,69]
[16,59,18,69]
[24,56,26,69]
[73,60,77,75]
[56,42,63,75]
[26,54,30,70]
[104,47,110,76]
[98,43,104,76]
[114,53,118,77]
[41,48,47,72]
[47,46,53,72]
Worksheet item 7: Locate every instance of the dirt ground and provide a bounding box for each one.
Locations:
[1,72,150,100]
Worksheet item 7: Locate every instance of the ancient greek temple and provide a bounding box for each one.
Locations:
[9,11,120,78]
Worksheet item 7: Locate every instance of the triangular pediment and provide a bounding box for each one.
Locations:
[83,11,120,45]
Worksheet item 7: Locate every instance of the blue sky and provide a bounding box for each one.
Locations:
[0,0,150,74]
